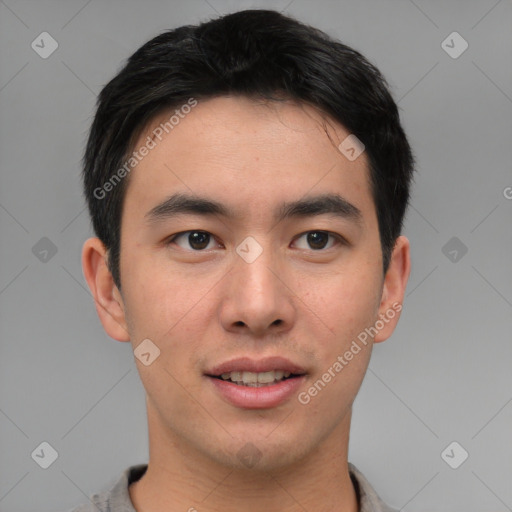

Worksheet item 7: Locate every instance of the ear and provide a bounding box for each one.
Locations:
[81,237,130,342]
[374,235,411,343]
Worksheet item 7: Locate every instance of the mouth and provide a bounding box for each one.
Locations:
[205,357,307,409]
[210,370,303,387]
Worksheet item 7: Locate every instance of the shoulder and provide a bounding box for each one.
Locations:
[67,464,148,512]
[348,463,398,512]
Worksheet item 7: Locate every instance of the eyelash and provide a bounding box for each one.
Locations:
[165,230,346,252]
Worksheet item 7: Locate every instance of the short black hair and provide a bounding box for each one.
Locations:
[83,9,414,290]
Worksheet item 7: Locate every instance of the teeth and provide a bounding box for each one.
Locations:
[272,370,284,381]
[230,371,243,381]
[242,371,258,383]
[219,370,293,386]
[258,371,278,383]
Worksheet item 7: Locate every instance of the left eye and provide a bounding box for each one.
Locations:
[293,231,340,251]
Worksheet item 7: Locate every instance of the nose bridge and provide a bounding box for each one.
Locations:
[234,234,280,302]
[220,234,294,334]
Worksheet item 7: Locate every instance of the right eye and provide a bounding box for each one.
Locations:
[166,230,221,251]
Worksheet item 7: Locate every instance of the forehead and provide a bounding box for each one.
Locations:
[122,96,375,224]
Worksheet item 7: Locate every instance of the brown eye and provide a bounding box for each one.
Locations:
[293,231,340,251]
[168,231,216,251]
[306,232,329,250]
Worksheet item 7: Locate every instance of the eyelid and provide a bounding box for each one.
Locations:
[166,230,223,250]
[291,230,346,250]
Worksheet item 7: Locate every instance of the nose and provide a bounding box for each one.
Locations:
[218,241,296,337]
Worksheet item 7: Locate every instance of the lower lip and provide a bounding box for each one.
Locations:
[207,375,306,409]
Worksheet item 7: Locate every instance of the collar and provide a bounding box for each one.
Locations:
[79,462,396,512]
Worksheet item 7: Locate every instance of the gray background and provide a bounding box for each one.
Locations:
[0,0,511,510]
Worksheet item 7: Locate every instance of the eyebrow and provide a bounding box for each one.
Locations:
[144,192,362,225]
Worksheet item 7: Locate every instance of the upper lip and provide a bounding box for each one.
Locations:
[207,356,306,376]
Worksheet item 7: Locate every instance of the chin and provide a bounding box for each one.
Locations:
[207,435,313,473]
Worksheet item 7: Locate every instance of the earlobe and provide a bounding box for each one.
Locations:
[374,235,411,343]
[81,237,130,342]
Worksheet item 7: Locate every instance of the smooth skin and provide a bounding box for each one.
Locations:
[82,96,410,512]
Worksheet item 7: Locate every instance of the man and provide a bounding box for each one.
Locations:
[75,8,413,512]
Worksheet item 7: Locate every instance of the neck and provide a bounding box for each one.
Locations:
[129,403,358,512]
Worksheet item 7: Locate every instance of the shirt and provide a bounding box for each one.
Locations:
[69,463,397,512]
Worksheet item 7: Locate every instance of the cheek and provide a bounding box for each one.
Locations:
[124,279,175,341]
[299,267,382,340]
[121,254,220,362]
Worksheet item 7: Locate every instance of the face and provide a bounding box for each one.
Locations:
[83,96,409,472]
